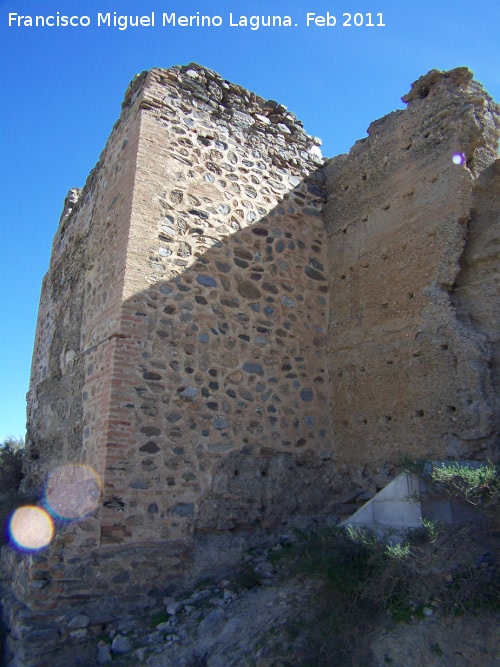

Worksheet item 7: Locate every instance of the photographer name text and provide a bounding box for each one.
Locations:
[7,11,386,30]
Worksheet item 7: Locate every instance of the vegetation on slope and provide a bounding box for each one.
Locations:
[270,462,500,665]
[0,437,25,547]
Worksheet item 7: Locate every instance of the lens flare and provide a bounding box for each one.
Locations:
[9,506,54,551]
[452,152,466,165]
[45,464,101,519]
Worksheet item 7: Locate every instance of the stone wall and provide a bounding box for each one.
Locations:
[25,74,146,494]
[323,68,500,475]
[12,64,339,621]
[101,65,335,555]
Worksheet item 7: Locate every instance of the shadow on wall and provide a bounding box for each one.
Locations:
[96,174,344,557]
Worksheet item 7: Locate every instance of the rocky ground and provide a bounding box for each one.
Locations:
[3,491,500,667]
[81,537,500,667]
[91,542,325,667]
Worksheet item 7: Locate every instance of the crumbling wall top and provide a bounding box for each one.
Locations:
[129,63,324,172]
[401,67,475,103]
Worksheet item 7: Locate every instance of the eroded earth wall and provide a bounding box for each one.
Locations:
[324,67,500,474]
[452,159,500,440]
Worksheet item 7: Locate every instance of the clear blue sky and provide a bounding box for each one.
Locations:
[0,0,499,441]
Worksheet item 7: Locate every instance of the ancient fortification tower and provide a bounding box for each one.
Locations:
[2,64,499,665]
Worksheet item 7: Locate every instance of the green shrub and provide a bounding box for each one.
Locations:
[0,437,27,547]
[276,483,500,666]
[430,462,500,506]
[0,437,24,493]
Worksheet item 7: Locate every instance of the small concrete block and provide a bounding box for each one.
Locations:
[346,501,374,526]
[422,499,453,524]
[372,500,422,528]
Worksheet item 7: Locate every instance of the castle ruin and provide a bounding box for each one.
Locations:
[2,64,499,666]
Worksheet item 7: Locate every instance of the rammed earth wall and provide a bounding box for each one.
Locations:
[1,64,499,667]
[324,67,500,470]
